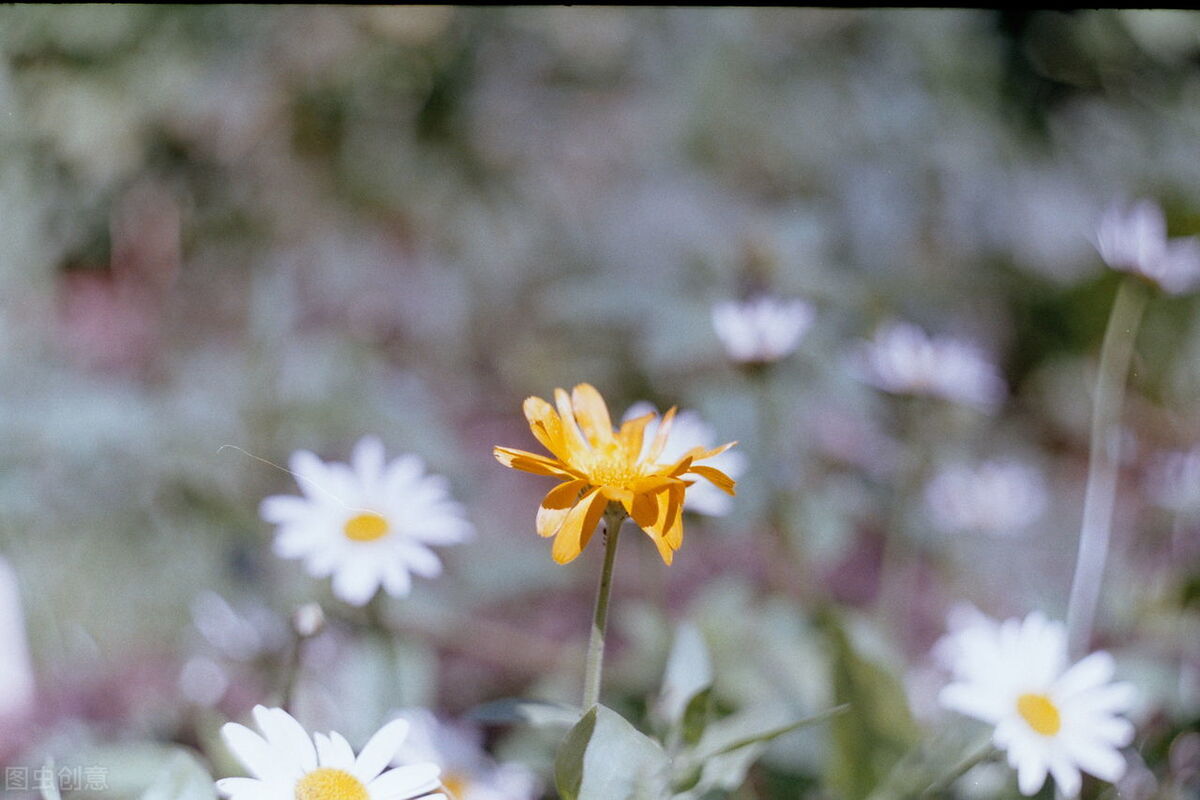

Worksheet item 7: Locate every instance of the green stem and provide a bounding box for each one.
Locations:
[278,631,309,712]
[920,737,995,797]
[1066,277,1148,657]
[753,367,806,597]
[582,506,625,710]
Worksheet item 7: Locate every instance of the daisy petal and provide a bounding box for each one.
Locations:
[221,722,278,782]
[214,776,261,797]
[354,718,410,783]
[1055,651,1115,698]
[255,706,317,774]
[367,764,442,798]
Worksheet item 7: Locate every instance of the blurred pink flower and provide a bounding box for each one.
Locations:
[1095,200,1200,294]
[858,321,1006,411]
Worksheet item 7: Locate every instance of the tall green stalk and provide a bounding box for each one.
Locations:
[581,506,626,710]
[1066,277,1148,657]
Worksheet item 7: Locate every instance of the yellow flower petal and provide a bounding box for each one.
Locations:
[684,441,739,461]
[647,529,675,565]
[687,465,737,495]
[554,388,591,458]
[571,383,615,447]
[537,504,571,538]
[645,406,677,463]
[551,488,608,564]
[627,490,658,529]
[616,412,655,461]
[523,396,570,462]
[537,479,588,538]
[493,447,581,479]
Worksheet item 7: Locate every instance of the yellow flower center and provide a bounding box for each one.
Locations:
[343,512,390,542]
[585,443,642,488]
[1016,693,1061,736]
[441,772,470,798]
[294,768,369,800]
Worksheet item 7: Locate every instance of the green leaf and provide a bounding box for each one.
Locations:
[695,704,849,760]
[821,615,921,800]
[70,745,217,799]
[555,705,670,800]
[469,697,580,728]
[140,749,218,800]
[680,686,713,748]
[669,704,847,798]
[656,622,713,727]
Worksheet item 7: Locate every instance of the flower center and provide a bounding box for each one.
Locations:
[586,444,641,488]
[294,768,369,800]
[343,512,390,542]
[1016,692,1061,736]
[441,772,470,798]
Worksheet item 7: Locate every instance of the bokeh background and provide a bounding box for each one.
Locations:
[3,7,1200,798]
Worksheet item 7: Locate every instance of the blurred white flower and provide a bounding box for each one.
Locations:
[710,296,814,364]
[1095,200,1200,294]
[392,708,540,800]
[292,602,326,638]
[179,655,229,707]
[217,705,444,800]
[623,401,747,516]
[859,321,1006,411]
[191,591,287,662]
[938,611,1136,797]
[0,558,33,725]
[1145,446,1200,513]
[261,436,473,607]
[925,460,1046,536]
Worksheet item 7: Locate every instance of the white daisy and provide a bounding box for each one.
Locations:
[711,296,814,364]
[261,436,473,607]
[858,321,1006,411]
[623,401,747,516]
[216,705,445,800]
[391,708,540,800]
[925,460,1047,536]
[937,611,1137,797]
[1095,199,1200,295]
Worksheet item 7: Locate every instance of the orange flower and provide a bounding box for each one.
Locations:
[494,383,737,565]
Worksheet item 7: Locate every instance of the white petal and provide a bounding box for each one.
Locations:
[273,525,323,559]
[328,734,355,767]
[1071,681,1137,715]
[255,706,317,774]
[354,718,410,783]
[214,777,263,799]
[353,436,388,487]
[331,559,383,607]
[1014,746,1049,796]
[323,731,358,770]
[399,544,443,579]
[260,495,313,524]
[221,722,279,782]
[1063,736,1128,782]
[380,560,413,597]
[939,683,1006,723]
[314,733,337,767]
[290,451,335,500]
[1047,753,1082,798]
[1055,651,1114,698]
[366,764,441,798]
